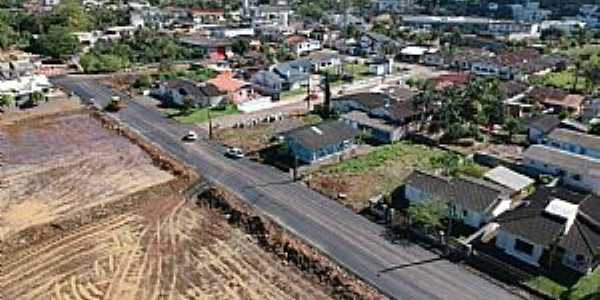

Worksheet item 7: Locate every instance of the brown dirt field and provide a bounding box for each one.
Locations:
[0,181,332,300]
[0,98,83,126]
[0,112,174,240]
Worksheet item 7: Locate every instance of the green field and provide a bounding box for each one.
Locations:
[162,105,240,124]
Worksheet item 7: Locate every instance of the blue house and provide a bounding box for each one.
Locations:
[271,59,312,91]
[251,70,284,99]
[542,128,600,160]
[285,121,359,164]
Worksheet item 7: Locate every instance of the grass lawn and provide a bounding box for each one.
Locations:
[524,276,568,299]
[306,142,489,211]
[342,63,370,81]
[533,70,588,93]
[162,105,240,124]
[280,88,307,100]
[563,268,600,300]
[306,142,447,211]
[214,114,322,153]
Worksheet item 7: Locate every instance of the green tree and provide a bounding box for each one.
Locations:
[55,0,92,31]
[504,117,522,142]
[407,200,447,233]
[231,39,249,56]
[133,73,153,89]
[0,23,18,50]
[430,152,461,177]
[0,94,15,108]
[32,26,80,59]
[27,91,45,107]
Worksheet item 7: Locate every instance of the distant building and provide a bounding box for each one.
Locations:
[508,1,551,22]
[523,145,600,194]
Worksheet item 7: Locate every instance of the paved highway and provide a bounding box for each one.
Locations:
[52,76,524,300]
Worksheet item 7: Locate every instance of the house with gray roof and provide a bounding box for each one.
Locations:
[523,145,600,195]
[250,70,284,98]
[155,79,225,108]
[284,121,359,164]
[404,170,511,228]
[542,128,600,160]
[271,59,312,91]
[493,187,600,274]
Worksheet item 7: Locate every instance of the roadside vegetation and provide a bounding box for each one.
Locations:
[162,104,240,124]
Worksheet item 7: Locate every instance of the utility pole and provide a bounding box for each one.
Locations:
[306,74,311,110]
[207,108,213,140]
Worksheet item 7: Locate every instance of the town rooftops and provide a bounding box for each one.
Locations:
[484,166,535,192]
[285,121,359,151]
[523,145,600,175]
[528,86,584,110]
[547,128,600,152]
[179,35,232,47]
[525,114,561,134]
[405,170,508,213]
[341,111,398,132]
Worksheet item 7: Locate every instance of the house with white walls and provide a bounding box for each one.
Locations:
[404,170,511,228]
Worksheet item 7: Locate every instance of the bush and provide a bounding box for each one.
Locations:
[133,73,152,89]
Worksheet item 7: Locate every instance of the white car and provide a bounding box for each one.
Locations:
[183,130,198,141]
[225,147,244,159]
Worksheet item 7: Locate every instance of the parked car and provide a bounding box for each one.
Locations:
[183,130,198,141]
[225,147,244,159]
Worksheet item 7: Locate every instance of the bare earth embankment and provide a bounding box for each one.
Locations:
[0,109,335,300]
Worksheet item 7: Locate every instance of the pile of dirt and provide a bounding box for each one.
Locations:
[198,186,386,300]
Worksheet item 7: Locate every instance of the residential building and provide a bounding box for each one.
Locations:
[404,170,511,228]
[333,92,394,114]
[285,121,360,164]
[250,70,284,98]
[359,32,399,56]
[375,0,415,13]
[0,75,51,107]
[308,51,342,73]
[483,166,535,196]
[494,187,600,274]
[524,114,561,143]
[155,80,225,108]
[208,72,257,105]
[528,86,584,115]
[341,93,426,143]
[286,36,321,56]
[577,5,600,28]
[190,8,225,25]
[180,35,233,59]
[500,80,533,118]
[523,145,600,194]
[541,20,586,33]
[541,128,600,160]
[271,59,311,91]
[367,58,394,76]
[508,1,551,22]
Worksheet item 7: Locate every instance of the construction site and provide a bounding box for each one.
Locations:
[0,101,382,300]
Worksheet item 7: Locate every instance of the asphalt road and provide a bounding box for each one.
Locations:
[52,76,524,300]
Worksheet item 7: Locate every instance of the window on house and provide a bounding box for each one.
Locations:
[514,239,534,255]
[572,174,581,181]
[463,210,468,217]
